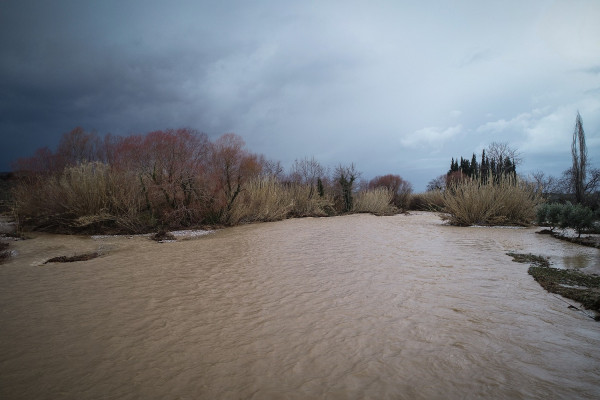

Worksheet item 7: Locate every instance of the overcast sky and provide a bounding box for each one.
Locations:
[1,0,599,190]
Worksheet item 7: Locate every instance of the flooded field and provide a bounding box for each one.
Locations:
[1,212,599,399]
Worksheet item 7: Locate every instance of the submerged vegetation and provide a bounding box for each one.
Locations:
[506,252,550,268]
[528,266,600,316]
[44,252,100,264]
[508,252,600,319]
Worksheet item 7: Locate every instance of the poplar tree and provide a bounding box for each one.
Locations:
[572,111,587,204]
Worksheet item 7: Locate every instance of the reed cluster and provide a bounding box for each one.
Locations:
[440,175,543,226]
[226,177,334,224]
[13,163,344,233]
[13,162,147,232]
[408,190,445,211]
[353,187,397,215]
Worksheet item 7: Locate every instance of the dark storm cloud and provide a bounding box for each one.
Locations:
[1,0,599,190]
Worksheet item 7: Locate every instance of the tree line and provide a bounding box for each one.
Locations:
[11,127,413,233]
[425,112,599,210]
[448,148,517,184]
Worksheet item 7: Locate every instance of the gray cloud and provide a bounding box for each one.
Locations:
[1,0,599,190]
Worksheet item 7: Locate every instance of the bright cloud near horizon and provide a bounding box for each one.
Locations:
[1,0,599,191]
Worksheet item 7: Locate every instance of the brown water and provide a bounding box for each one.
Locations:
[1,212,599,399]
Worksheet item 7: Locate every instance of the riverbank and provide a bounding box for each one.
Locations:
[508,252,600,320]
[541,230,600,249]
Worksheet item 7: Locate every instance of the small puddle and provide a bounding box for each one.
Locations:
[561,254,593,269]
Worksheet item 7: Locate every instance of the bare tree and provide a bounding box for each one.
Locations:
[56,127,102,167]
[486,142,522,167]
[289,156,326,198]
[426,175,446,191]
[571,111,587,204]
[529,170,558,194]
[260,158,284,180]
[585,168,600,193]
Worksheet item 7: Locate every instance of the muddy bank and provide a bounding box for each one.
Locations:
[508,252,600,319]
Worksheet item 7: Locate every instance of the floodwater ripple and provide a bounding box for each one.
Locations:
[1,212,599,399]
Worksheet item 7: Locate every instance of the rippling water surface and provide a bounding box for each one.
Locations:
[1,212,599,399]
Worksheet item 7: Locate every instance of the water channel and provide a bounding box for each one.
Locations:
[1,212,599,399]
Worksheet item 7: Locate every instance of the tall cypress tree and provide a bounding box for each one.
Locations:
[572,111,587,204]
[471,153,478,179]
[480,149,488,183]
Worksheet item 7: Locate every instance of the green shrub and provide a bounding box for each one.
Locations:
[537,202,596,237]
[536,202,563,231]
[564,203,594,237]
[536,203,548,226]
[546,203,563,231]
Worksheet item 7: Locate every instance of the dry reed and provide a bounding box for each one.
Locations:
[226,178,334,224]
[226,177,294,224]
[353,188,397,215]
[14,162,147,232]
[441,175,543,226]
[409,190,445,211]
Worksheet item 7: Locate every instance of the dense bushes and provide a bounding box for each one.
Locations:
[439,175,543,226]
[537,202,596,237]
[11,127,406,233]
[13,162,147,232]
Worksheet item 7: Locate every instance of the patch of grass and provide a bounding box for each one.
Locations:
[506,252,550,267]
[528,266,600,314]
[44,252,99,264]
[508,252,600,317]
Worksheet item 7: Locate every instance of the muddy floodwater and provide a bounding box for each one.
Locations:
[1,212,599,399]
